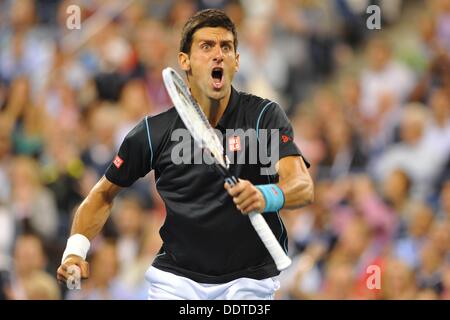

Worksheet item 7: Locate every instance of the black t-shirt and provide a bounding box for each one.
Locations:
[105,87,309,283]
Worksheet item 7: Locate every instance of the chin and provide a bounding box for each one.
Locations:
[207,89,227,101]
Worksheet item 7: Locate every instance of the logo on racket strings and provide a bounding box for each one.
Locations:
[66,265,81,290]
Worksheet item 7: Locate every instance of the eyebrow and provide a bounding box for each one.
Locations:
[198,39,234,46]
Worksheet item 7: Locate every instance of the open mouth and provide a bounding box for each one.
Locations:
[211,67,224,89]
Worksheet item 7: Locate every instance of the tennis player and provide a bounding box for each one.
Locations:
[57,9,313,300]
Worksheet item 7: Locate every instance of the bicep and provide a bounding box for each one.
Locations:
[276,156,311,182]
[104,118,153,187]
[259,103,310,167]
[92,176,122,203]
[71,176,122,238]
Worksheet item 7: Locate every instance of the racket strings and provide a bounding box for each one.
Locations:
[169,70,228,169]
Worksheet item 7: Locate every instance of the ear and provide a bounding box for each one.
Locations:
[234,52,240,72]
[178,52,190,72]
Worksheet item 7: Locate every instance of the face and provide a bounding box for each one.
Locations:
[179,27,239,101]
[14,236,46,276]
[430,89,449,118]
[400,117,423,145]
[92,243,118,285]
[368,40,390,71]
[383,170,409,200]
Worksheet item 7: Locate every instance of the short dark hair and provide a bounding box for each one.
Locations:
[179,9,238,54]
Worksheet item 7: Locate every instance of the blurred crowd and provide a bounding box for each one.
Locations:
[0,0,449,300]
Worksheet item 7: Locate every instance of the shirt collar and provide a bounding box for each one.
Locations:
[216,86,239,130]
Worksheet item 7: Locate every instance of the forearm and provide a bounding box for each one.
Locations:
[226,157,313,214]
[277,156,314,209]
[71,196,111,240]
[71,177,119,240]
[278,174,314,209]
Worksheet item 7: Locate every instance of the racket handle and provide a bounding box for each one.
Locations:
[224,174,291,270]
[248,212,292,271]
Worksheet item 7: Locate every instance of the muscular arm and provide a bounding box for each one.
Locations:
[57,176,122,283]
[276,155,314,209]
[71,176,122,239]
[225,155,314,213]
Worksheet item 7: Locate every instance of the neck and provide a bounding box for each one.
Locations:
[190,86,231,127]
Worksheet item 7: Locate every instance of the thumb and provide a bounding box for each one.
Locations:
[78,260,90,279]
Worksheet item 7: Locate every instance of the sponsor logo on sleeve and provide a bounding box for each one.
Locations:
[113,155,124,169]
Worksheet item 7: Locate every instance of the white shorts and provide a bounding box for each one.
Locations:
[145,266,280,300]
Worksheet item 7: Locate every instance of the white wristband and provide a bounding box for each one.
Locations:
[61,234,91,264]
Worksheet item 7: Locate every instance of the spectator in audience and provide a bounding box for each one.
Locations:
[428,219,450,259]
[422,88,450,161]
[0,0,447,301]
[5,78,46,157]
[0,205,14,274]
[66,240,132,300]
[381,257,417,299]
[0,0,55,93]
[394,203,434,268]
[81,103,120,177]
[4,234,58,300]
[437,180,450,220]
[21,271,61,300]
[118,213,164,299]
[0,114,13,204]
[381,169,415,230]
[9,157,58,241]
[281,241,327,300]
[237,18,289,104]
[374,103,446,200]
[320,261,356,299]
[441,262,450,299]
[430,0,450,55]
[133,20,173,113]
[112,195,146,272]
[416,239,444,294]
[359,38,416,153]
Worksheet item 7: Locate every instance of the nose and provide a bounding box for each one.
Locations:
[212,45,224,63]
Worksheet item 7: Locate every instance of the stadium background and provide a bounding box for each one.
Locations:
[0,0,449,300]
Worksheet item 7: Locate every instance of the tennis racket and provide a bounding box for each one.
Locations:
[162,67,291,271]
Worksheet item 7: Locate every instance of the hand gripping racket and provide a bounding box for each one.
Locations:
[162,67,291,271]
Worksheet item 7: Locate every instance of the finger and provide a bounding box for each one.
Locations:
[79,261,90,279]
[236,195,257,212]
[241,201,263,214]
[233,188,254,207]
[240,195,261,212]
[57,268,68,283]
[57,265,67,277]
[57,274,68,284]
[227,183,245,197]
[56,272,64,282]
[233,189,255,209]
